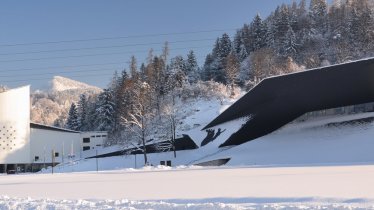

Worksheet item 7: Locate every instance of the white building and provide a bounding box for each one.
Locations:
[0,86,107,173]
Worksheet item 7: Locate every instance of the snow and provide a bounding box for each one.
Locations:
[192,112,374,166]
[2,166,374,209]
[262,56,374,83]
[50,76,102,92]
[1,197,373,210]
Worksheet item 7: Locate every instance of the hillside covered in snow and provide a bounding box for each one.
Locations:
[50,76,102,92]
[31,76,102,126]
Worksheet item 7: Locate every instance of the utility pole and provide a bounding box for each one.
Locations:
[96,149,98,172]
[43,146,46,169]
[62,142,65,164]
[51,149,55,175]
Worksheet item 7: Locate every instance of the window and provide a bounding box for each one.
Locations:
[102,135,107,137]
[91,136,96,138]
[95,135,101,137]
[83,138,90,143]
[35,156,39,161]
[54,152,59,157]
[83,146,90,151]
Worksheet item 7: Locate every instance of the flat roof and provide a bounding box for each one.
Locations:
[30,122,80,133]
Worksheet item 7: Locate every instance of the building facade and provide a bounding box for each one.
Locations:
[0,86,107,173]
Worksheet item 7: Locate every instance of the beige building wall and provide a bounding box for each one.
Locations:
[30,127,82,164]
[0,86,31,164]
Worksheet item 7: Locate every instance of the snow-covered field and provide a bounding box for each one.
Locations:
[2,165,374,209]
[3,97,374,209]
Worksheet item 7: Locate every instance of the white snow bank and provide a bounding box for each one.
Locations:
[198,112,374,166]
[0,196,373,210]
[4,165,374,200]
[3,165,374,209]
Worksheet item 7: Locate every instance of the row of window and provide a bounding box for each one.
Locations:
[90,135,107,138]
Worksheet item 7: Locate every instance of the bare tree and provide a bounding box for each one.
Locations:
[163,96,178,158]
[225,52,240,97]
[250,48,277,84]
[121,81,153,165]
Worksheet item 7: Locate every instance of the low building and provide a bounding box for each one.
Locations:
[0,86,107,173]
[204,57,374,147]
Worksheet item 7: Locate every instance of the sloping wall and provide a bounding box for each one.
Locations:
[204,58,374,147]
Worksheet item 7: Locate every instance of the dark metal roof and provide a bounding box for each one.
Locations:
[30,122,80,133]
[204,57,374,147]
[87,134,198,159]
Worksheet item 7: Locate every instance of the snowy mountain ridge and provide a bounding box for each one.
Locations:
[31,76,103,126]
[50,76,102,93]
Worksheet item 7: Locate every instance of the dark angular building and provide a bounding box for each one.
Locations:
[204,57,374,147]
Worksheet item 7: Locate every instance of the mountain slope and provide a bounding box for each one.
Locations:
[50,76,102,93]
[31,76,102,126]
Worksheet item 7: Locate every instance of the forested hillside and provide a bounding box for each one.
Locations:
[48,0,374,149]
[203,0,374,86]
[30,76,102,126]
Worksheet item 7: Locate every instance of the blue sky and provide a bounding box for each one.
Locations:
[0,0,316,89]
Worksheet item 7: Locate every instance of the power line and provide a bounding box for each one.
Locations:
[0,45,213,63]
[0,53,210,74]
[0,55,209,78]
[0,29,235,47]
[0,54,208,80]
[1,73,114,83]
[0,61,126,73]
[0,67,113,78]
[0,51,365,84]
[0,38,216,56]
[0,56,206,82]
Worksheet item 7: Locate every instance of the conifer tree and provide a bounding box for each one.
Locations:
[185,50,199,83]
[282,26,298,58]
[77,94,88,131]
[202,54,214,81]
[274,4,291,53]
[96,89,115,131]
[250,14,268,51]
[309,0,328,35]
[233,30,248,61]
[210,33,232,84]
[129,56,138,79]
[66,103,79,131]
